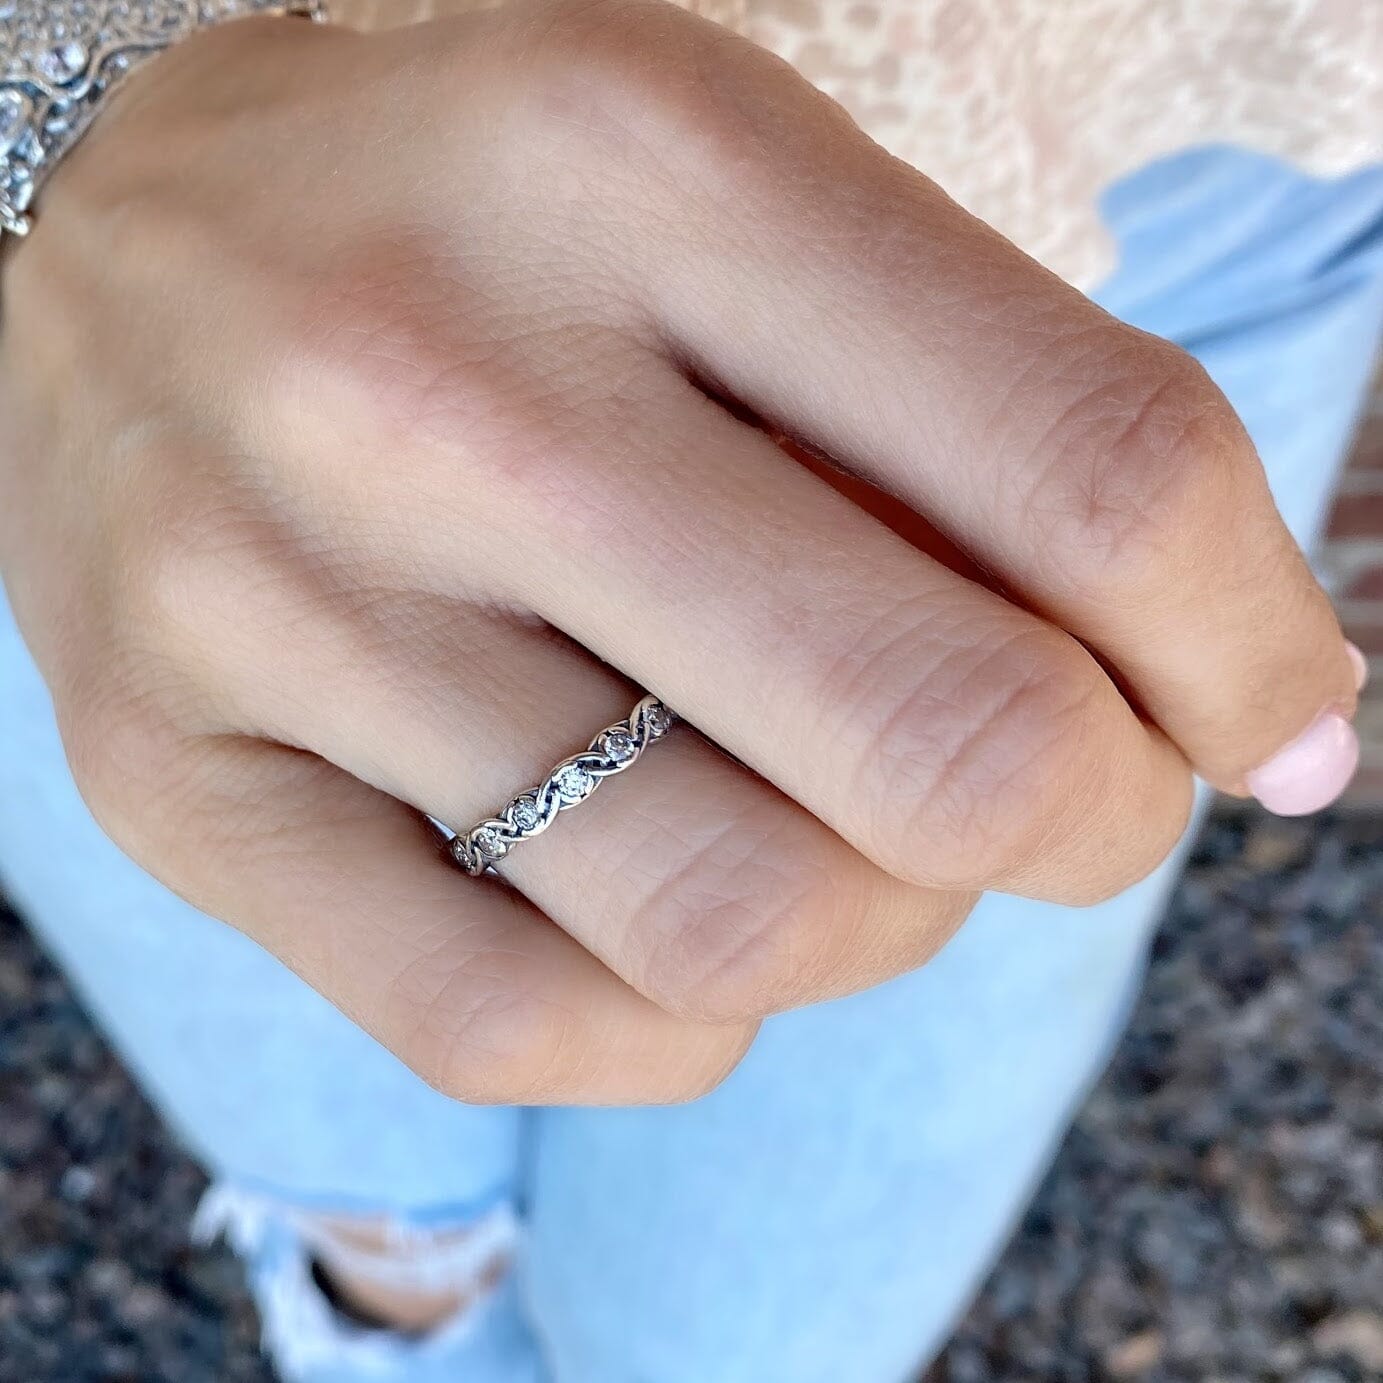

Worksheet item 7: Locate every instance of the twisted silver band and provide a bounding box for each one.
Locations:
[445,695,676,877]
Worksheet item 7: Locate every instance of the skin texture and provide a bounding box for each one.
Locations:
[0,0,1360,1105]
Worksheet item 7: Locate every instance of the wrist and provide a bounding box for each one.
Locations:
[0,0,326,242]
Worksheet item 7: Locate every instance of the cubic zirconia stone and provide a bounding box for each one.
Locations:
[0,91,28,155]
[508,797,540,831]
[555,764,594,798]
[602,729,635,762]
[38,39,85,84]
[644,704,672,737]
[472,826,503,856]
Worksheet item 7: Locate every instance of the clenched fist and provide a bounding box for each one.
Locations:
[0,0,1359,1104]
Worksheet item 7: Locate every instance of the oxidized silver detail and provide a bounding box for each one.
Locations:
[447,695,676,877]
[0,0,326,239]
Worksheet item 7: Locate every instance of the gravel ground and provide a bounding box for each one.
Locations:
[1,809,1380,1383]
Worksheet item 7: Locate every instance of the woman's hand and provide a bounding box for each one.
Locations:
[0,0,1359,1103]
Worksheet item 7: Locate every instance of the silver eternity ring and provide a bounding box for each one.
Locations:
[445,695,676,877]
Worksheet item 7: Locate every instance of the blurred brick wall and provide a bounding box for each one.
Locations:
[1324,372,1383,805]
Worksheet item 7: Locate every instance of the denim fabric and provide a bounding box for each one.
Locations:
[2,147,1381,1382]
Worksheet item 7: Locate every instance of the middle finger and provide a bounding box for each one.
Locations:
[412,370,1194,904]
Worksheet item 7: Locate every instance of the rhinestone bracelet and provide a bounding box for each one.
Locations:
[0,0,325,241]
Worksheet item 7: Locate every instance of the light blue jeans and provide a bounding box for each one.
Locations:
[3,148,1382,1383]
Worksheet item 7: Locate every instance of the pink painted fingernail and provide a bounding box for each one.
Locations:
[1245,711,1359,816]
[1346,640,1369,692]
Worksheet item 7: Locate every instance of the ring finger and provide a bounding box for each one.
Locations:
[207,594,973,1024]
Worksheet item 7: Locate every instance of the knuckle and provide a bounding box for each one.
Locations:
[510,0,831,201]
[282,236,509,450]
[664,1033,755,1102]
[842,621,1099,889]
[629,816,838,1022]
[516,0,709,126]
[1042,755,1194,909]
[58,688,150,849]
[125,512,230,655]
[390,948,577,1105]
[59,682,211,890]
[1022,335,1251,590]
[106,453,269,663]
[111,456,357,705]
[519,0,682,68]
[281,236,648,513]
[1088,809,1191,905]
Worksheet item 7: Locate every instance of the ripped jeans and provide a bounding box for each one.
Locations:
[3,148,1383,1383]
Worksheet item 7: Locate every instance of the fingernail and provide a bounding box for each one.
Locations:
[1346,640,1369,692]
[1245,711,1359,816]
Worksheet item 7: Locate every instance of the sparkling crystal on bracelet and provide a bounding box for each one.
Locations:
[0,0,327,239]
